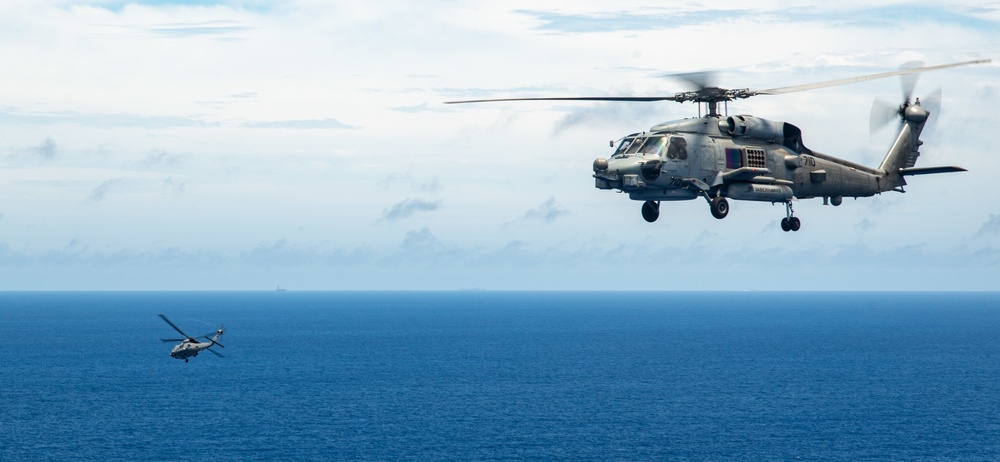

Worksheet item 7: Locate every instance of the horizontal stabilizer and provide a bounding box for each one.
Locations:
[899,166,967,176]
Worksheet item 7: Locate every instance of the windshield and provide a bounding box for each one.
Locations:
[613,137,640,156]
[638,135,666,156]
[625,137,647,154]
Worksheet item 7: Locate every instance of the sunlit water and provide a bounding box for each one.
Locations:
[2,291,999,460]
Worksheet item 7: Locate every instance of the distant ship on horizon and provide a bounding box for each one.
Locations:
[276,285,288,292]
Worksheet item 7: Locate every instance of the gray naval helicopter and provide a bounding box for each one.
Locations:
[448,59,990,232]
[159,314,224,362]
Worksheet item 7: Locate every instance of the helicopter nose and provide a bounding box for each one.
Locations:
[604,157,649,189]
[607,157,648,179]
[607,156,642,172]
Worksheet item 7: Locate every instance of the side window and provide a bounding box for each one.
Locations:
[725,148,741,169]
[667,137,687,160]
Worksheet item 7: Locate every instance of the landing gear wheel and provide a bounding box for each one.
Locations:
[710,196,729,219]
[780,201,801,232]
[641,201,660,223]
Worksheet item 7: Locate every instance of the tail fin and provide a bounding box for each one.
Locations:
[210,326,225,348]
[878,99,964,191]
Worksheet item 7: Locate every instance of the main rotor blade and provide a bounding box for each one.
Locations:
[161,337,185,343]
[206,348,224,358]
[201,336,225,348]
[445,96,681,104]
[158,314,190,338]
[753,59,991,96]
[669,71,716,91]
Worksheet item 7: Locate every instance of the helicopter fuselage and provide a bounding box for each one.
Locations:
[590,106,952,231]
[169,340,214,360]
[594,115,884,204]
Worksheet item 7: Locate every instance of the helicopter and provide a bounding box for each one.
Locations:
[158,314,224,362]
[447,59,991,232]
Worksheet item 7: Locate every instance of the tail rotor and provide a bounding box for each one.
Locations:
[201,324,225,348]
[869,61,944,134]
[201,325,225,358]
[869,97,901,133]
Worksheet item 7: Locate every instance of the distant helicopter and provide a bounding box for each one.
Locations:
[447,59,990,231]
[158,314,224,362]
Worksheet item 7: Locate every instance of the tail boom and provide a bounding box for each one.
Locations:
[876,100,964,190]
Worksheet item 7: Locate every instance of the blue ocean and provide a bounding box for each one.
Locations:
[2,291,999,461]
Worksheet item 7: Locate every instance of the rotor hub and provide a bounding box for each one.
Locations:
[903,99,928,123]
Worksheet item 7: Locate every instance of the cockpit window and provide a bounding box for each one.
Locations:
[666,136,688,160]
[639,136,667,156]
[613,137,638,156]
[625,137,647,155]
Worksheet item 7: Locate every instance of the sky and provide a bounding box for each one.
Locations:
[0,0,997,290]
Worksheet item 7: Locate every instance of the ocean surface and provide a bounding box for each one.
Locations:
[2,291,999,461]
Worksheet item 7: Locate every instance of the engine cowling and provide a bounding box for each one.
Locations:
[723,115,786,143]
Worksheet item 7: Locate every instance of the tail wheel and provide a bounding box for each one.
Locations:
[781,218,791,232]
[641,201,660,223]
[710,196,729,219]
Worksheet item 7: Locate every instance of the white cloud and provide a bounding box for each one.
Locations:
[31,137,59,160]
[162,176,186,195]
[242,118,355,129]
[85,179,124,203]
[0,0,996,289]
[0,107,213,128]
[127,150,187,171]
[523,197,569,223]
[380,199,443,222]
[0,234,995,290]
[975,214,1000,238]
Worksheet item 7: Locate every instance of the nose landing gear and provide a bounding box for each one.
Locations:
[780,201,801,232]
